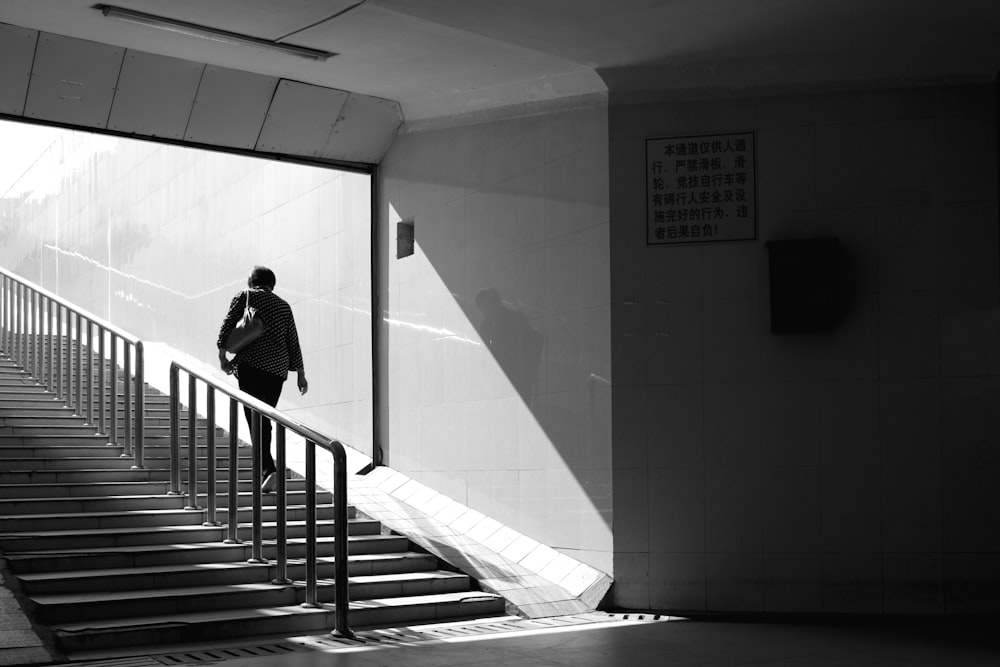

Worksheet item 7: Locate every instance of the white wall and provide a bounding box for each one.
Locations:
[610,84,1000,614]
[379,98,614,572]
[0,124,374,456]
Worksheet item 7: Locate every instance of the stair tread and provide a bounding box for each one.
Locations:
[18,552,435,582]
[0,516,368,538]
[0,490,320,503]
[31,570,470,605]
[51,591,504,632]
[3,533,403,557]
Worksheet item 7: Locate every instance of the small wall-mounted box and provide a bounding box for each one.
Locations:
[397,220,414,258]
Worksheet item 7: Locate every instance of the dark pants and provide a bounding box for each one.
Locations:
[237,364,284,478]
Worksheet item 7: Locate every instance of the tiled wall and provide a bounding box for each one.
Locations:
[610,84,999,613]
[378,98,614,572]
[0,124,374,455]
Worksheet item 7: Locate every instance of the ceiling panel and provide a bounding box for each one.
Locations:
[185,66,278,150]
[4,0,1000,126]
[24,32,124,129]
[325,93,402,163]
[108,50,204,139]
[0,23,36,116]
[256,79,348,157]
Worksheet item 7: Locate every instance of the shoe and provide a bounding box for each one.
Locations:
[261,472,277,494]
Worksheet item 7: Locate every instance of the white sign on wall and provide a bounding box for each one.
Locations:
[645,132,757,245]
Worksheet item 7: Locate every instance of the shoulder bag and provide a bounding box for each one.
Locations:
[224,290,268,353]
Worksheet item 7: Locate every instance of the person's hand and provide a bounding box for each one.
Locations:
[297,372,309,395]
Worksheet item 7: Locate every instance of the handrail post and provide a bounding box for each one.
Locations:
[0,275,5,355]
[25,288,32,376]
[16,282,23,369]
[31,293,44,384]
[55,305,63,401]
[185,374,201,510]
[34,293,42,382]
[168,365,181,495]
[30,290,38,381]
[331,442,351,638]
[4,278,9,358]
[0,275,7,356]
[248,410,266,564]
[74,312,82,414]
[85,319,94,425]
[108,334,118,445]
[3,276,9,356]
[133,342,145,468]
[203,386,220,526]
[45,298,54,391]
[65,309,73,407]
[224,398,241,544]
[302,440,318,607]
[272,425,290,584]
[97,326,106,435]
[37,295,44,386]
[4,277,11,357]
[123,344,132,457]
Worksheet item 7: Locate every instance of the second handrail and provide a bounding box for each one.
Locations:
[0,267,145,465]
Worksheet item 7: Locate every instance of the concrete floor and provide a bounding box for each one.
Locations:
[11,612,994,667]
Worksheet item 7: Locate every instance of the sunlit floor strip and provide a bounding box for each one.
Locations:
[293,612,675,654]
[61,613,677,666]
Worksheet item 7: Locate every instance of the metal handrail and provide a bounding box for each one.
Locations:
[0,267,145,465]
[168,359,352,638]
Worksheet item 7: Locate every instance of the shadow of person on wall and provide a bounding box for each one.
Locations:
[474,287,544,405]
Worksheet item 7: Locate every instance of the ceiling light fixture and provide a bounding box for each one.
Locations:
[96,4,335,62]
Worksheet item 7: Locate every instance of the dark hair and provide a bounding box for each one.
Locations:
[475,287,501,310]
[248,266,276,289]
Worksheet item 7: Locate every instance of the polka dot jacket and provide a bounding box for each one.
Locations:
[217,287,304,380]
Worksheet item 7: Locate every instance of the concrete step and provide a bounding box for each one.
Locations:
[0,467,276,487]
[30,570,476,625]
[18,552,439,595]
[50,590,504,654]
[0,388,169,403]
[0,468,170,484]
[0,474,289,498]
[0,517,380,552]
[0,456,148,471]
[0,456,257,474]
[0,402,169,415]
[0,423,107,435]
[3,533,413,574]
[0,384,53,394]
[0,499,358,530]
[0,486,334,515]
[0,405,86,418]
[0,444,134,459]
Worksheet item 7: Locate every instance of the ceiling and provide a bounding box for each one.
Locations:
[2,0,998,117]
[0,0,997,161]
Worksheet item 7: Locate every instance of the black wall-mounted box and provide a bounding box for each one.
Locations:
[766,237,846,334]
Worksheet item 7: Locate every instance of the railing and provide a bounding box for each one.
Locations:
[0,267,146,464]
[168,360,352,638]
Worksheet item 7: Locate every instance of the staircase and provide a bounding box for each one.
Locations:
[0,354,504,657]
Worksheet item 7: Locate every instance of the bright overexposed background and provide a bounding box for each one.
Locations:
[0,121,61,197]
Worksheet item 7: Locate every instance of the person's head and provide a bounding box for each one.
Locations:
[248,266,276,290]
[475,287,502,313]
